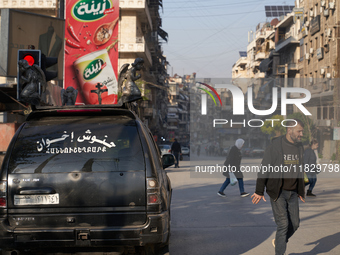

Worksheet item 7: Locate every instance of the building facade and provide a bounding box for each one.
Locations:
[232,0,340,159]
[0,0,169,155]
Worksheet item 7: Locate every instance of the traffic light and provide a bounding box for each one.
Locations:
[17,49,41,67]
[17,49,42,102]
[17,49,58,104]
[41,54,58,82]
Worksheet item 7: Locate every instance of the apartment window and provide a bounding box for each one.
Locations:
[315,37,318,50]
[317,107,322,119]
[321,34,324,47]
[300,42,304,59]
[323,107,328,120]
[329,107,334,119]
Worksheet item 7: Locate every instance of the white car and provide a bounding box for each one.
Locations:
[182,146,190,156]
[158,144,171,156]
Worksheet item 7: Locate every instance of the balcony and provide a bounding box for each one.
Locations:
[255,51,266,61]
[277,62,298,74]
[167,125,178,130]
[144,108,154,117]
[119,36,152,64]
[119,0,152,28]
[254,72,265,79]
[0,0,56,8]
[315,119,335,127]
[255,31,265,41]
[167,113,179,121]
[275,36,300,52]
[235,57,248,68]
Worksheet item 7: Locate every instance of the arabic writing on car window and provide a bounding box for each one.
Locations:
[36,129,116,154]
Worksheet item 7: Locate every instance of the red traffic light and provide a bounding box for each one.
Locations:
[23,54,35,66]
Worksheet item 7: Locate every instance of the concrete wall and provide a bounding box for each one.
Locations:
[0,123,20,152]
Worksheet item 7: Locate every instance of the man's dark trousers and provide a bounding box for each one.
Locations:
[270,190,300,255]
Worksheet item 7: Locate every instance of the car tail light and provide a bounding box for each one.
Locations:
[168,149,171,153]
[147,178,157,189]
[0,181,7,208]
[147,178,161,206]
[148,194,159,204]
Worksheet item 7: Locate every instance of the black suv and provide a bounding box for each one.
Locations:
[0,105,174,255]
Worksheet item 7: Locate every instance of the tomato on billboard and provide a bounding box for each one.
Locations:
[64,0,119,105]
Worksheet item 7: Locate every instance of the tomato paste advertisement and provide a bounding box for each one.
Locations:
[64,0,119,105]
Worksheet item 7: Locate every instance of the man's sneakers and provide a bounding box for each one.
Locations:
[217,191,226,197]
[241,192,250,197]
[272,239,275,248]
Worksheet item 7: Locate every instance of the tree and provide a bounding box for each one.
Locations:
[260,113,316,144]
[261,115,286,137]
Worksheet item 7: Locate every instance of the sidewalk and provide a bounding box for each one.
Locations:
[168,159,340,255]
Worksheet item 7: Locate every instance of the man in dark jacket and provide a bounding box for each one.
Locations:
[251,119,305,255]
[171,138,182,168]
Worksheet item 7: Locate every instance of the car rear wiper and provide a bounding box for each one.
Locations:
[34,153,60,173]
[81,158,120,172]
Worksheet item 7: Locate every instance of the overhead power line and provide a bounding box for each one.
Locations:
[164,10,264,18]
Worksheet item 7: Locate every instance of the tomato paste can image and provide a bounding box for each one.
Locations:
[73,49,118,105]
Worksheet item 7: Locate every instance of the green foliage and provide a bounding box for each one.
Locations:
[260,113,316,144]
[331,153,336,161]
[318,153,323,159]
[260,115,286,137]
[136,80,151,101]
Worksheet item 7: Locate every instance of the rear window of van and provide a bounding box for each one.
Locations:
[8,117,144,174]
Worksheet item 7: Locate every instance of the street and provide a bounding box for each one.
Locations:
[166,155,340,255]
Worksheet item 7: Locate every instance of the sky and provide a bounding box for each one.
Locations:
[161,0,296,78]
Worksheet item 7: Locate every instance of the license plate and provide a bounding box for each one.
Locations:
[14,194,59,205]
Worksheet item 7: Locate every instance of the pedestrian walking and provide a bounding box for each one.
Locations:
[197,144,201,157]
[304,139,319,197]
[217,138,250,198]
[251,119,305,255]
[171,138,182,168]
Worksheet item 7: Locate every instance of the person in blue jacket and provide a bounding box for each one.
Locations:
[304,139,319,197]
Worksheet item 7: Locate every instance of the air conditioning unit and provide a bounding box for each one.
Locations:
[320,68,325,75]
[326,73,331,78]
[310,48,314,54]
[321,0,326,7]
[305,53,310,60]
[329,2,335,9]
[136,37,143,43]
[326,28,332,37]
[324,9,329,17]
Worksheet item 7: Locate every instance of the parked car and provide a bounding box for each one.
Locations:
[250,148,265,158]
[222,147,230,156]
[241,147,252,157]
[181,146,190,156]
[0,105,175,255]
[158,144,172,156]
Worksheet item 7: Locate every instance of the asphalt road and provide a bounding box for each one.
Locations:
[166,155,340,255]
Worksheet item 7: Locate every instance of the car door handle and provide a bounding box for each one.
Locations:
[18,188,56,195]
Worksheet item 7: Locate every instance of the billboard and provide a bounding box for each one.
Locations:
[64,0,119,105]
